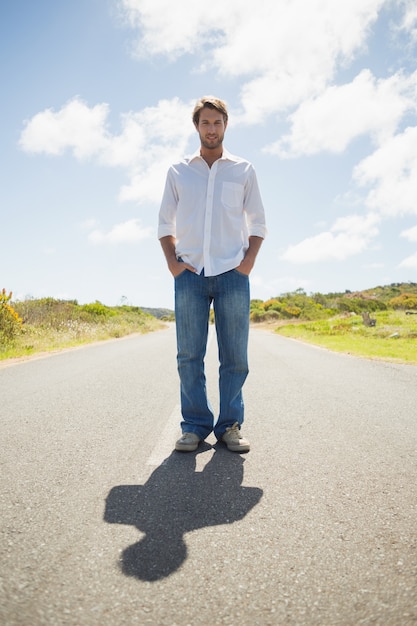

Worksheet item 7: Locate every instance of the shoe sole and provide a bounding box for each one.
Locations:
[175,441,200,452]
[224,443,250,453]
[221,437,250,453]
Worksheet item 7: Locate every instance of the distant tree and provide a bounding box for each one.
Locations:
[312,292,329,307]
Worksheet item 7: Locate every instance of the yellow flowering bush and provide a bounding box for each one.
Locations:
[0,289,23,344]
[389,293,417,310]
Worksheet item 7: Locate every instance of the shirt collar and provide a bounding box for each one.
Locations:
[188,147,239,163]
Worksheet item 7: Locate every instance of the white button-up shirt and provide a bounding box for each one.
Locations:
[158,149,266,276]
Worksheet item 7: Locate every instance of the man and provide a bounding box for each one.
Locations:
[158,96,266,453]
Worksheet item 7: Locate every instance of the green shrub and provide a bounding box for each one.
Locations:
[337,297,387,314]
[81,301,116,319]
[14,297,79,328]
[250,309,267,323]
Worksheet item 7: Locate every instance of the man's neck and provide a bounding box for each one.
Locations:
[200,147,223,168]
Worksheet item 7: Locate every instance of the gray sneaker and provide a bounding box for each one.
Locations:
[221,422,250,453]
[175,432,200,452]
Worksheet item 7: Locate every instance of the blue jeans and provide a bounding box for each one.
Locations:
[174,268,250,440]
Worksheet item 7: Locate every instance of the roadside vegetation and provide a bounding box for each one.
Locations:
[0,292,165,361]
[250,283,417,365]
[274,311,417,364]
[2,282,416,364]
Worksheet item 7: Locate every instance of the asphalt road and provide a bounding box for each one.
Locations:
[1,325,416,626]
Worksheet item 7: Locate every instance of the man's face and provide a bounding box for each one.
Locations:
[195,107,227,150]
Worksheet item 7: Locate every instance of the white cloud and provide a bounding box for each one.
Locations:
[398,225,417,270]
[119,0,225,58]
[115,98,195,203]
[118,148,179,203]
[353,125,417,217]
[399,0,417,41]
[120,0,381,66]
[20,96,195,204]
[399,252,417,268]
[19,98,109,158]
[88,219,153,244]
[400,224,417,241]
[281,214,380,263]
[230,0,384,123]
[120,0,384,123]
[266,70,417,157]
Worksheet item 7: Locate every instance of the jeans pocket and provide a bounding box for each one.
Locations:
[174,267,190,280]
[233,268,249,278]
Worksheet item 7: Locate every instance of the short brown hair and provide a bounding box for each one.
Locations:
[192,96,228,125]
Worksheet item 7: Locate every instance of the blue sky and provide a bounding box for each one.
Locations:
[1,0,417,309]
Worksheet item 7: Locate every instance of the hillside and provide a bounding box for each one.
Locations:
[143,283,417,321]
[140,307,174,320]
[327,282,417,303]
[251,282,417,323]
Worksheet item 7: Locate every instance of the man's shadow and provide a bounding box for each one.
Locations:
[104,444,263,582]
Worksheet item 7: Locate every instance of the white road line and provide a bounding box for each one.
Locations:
[207,323,215,350]
[146,325,216,467]
[146,404,182,467]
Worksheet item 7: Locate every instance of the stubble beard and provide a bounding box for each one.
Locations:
[200,132,224,151]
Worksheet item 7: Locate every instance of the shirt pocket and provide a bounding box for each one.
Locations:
[221,182,244,209]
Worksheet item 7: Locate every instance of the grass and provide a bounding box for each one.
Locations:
[0,299,165,362]
[274,311,417,365]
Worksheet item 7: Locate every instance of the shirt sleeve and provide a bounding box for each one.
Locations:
[244,167,267,239]
[158,168,178,239]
